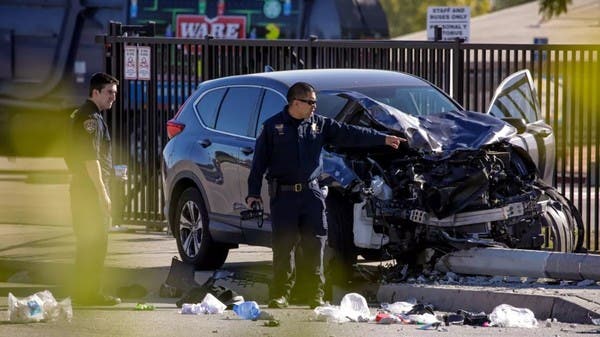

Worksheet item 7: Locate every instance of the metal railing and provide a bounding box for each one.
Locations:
[99,22,600,250]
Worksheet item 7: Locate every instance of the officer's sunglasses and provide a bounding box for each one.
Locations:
[295,98,317,106]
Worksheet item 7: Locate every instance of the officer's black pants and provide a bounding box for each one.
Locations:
[69,183,109,299]
[269,185,327,300]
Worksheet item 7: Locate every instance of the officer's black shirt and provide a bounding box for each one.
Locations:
[247,106,386,198]
[65,99,113,191]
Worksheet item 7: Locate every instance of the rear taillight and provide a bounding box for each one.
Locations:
[167,119,185,139]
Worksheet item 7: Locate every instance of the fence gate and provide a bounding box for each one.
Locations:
[99,22,600,251]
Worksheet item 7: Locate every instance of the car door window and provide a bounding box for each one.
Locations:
[216,87,261,136]
[194,88,226,128]
[488,70,541,123]
[254,89,286,136]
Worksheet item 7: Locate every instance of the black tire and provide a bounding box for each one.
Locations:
[173,187,228,269]
[324,191,357,285]
[537,181,584,252]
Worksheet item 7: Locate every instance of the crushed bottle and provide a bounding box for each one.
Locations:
[233,301,261,320]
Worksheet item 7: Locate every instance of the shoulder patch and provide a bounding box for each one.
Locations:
[83,118,97,134]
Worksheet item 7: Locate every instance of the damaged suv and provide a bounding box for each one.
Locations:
[161,69,583,271]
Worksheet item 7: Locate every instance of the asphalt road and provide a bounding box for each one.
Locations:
[1,162,600,336]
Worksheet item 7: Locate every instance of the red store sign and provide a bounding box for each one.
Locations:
[176,15,246,39]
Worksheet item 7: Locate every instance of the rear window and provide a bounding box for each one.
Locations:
[195,88,226,128]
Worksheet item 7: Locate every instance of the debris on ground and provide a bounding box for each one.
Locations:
[7,290,72,323]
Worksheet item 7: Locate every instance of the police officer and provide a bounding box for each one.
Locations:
[65,72,121,306]
[246,82,404,309]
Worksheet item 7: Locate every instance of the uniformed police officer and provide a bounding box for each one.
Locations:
[246,82,404,309]
[65,72,121,306]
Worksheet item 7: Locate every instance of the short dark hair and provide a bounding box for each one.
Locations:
[286,82,315,103]
[89,72,119,97]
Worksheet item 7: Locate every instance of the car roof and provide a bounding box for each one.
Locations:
[201,69,430,91]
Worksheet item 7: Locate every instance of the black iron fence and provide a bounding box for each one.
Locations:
[99,22,600,251]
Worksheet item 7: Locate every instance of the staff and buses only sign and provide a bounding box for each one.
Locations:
[427,6,470,42]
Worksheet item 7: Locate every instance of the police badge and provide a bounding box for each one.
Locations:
[275,124,285,135]
[83,118,97,134]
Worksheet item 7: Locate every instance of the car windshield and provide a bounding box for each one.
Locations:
[316,85,458,119]
[353,86,458,116]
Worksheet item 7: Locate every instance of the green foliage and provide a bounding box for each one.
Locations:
[538,0,571,20]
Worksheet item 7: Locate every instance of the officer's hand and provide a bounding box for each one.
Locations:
[246,196,262,209]
[385,135,406,149]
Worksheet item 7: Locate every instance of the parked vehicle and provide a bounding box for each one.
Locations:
[161,68,583,273]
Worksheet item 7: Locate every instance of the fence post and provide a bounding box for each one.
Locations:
[451,39,465,105]
[307,35,317,69]
[203,35,214,81]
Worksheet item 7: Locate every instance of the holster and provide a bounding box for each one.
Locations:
[268,179,278,198]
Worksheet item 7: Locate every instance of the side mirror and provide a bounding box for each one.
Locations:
[502,117,526,134]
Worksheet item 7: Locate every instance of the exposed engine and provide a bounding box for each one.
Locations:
[332,141,579,262]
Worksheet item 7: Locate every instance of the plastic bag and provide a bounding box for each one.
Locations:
[314,304,349,323]
[381,301,414,315]
[339,293,371,322]
[8,291,72,323]
[489,304,538,328]
[200,293,226,314]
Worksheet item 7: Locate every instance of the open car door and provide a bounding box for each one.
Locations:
[487,70,555,184]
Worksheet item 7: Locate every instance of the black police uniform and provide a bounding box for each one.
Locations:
[65,99,113,299]
[247,106,387,302]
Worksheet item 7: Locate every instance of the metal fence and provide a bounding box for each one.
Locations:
[100,22,600,251]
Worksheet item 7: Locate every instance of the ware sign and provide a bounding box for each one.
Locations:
[176,15,246,39]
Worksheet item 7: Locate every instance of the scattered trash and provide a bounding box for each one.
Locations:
[489,304,538,328]
[381,300,415,315]
[314,304,349,323]
[408,313,440,325]
[8,291,72,323]
[443,313,465,325]
[180,293,227,315]
[134,303,155,311]
[375,312,401,324]
[263,319,280,327]
[339,293,371,322]
[233,301,261,320]
[457,309,490,326]
[589,313,600,326]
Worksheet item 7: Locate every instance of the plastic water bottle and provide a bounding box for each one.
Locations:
[233,301,261,320]
[181,303,202,315]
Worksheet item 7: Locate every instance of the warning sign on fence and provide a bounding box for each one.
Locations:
[137,46,151,81]
[123,46,152,81]
[124,46,138,80]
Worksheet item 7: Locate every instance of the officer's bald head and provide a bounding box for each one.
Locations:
[287,82,315,103]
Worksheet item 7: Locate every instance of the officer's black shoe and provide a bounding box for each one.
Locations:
[268,296,289,309]
[309,297,325,309]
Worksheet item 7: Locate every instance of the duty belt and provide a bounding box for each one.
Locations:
[278,180,316,192]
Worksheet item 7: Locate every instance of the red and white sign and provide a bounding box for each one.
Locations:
[137,46,151,81]
[124,46,137,80]
[176,15,246,39]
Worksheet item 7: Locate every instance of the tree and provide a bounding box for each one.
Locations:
[539,0,572,20]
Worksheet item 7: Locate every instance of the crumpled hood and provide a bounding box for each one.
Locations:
[340,93,517,160]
